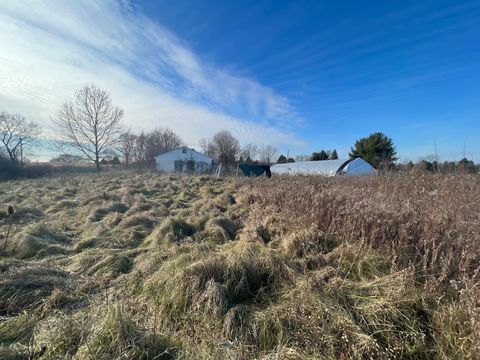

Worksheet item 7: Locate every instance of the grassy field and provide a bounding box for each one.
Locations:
[0,173,478,359]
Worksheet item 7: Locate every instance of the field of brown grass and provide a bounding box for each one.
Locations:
[0,173,479,359]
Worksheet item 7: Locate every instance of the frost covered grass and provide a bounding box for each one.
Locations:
[0,173,479,359]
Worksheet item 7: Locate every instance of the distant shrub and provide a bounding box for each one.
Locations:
[0,159,52,180]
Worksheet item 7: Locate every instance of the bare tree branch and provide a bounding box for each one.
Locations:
[203,130,240,165]
[0,112,41,164]
[53,84,124,172]
[259,145,278,165]
[117,130,136,168]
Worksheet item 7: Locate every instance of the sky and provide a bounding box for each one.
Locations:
[1,0,479,162]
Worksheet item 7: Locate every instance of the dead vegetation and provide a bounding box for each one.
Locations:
[0,173,479,359]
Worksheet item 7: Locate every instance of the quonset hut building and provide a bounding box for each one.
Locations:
[270,158,377,177]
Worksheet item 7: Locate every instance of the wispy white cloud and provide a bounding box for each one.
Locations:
[0,0,304,157]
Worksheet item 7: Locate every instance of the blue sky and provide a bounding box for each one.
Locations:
[1,0,479,161]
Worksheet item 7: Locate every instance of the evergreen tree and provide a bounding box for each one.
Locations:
[277,154,287,163]
[330,149,338,159]
[110,156,121,165]
[458,158,476,174]
[413,160,434,173]
[310,152,320,161]
[311,150,329,161]
[319,150,328,160]
[349,132,397,169]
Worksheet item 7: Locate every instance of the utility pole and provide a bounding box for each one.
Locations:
[463,142,466,159]
[434,138,438,173]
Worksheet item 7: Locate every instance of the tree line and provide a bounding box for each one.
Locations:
[310,149,338,161]
[399,158,479,174]
[1,84,478,178]
[0,85,283,173]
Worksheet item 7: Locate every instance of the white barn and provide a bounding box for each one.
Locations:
[155,146,213,174]
[270,158,377,177]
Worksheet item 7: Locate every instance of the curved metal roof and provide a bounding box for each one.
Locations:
[270,158,376,177]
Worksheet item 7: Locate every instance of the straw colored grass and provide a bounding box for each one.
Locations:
[0,173,479,359]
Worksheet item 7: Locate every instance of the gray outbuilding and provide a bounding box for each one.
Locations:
[155,146,213,174]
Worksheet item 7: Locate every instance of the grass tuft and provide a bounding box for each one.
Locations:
[0,173,479,358]
[75,305,177,360]
[146,217,196,248]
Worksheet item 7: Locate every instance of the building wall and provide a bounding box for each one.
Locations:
[343,158,377,175]
[156,159,176,173]
[155,147,213,174]
[156,159,212,173]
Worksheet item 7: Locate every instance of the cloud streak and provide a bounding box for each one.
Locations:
[0,0,304,157]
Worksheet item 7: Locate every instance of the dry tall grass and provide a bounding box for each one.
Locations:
[0,173,478,359]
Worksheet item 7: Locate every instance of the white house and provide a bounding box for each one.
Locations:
[155,146,213,174]
[270,158,377,177]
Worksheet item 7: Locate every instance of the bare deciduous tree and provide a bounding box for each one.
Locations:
[0,112,40,164]
[240,144,259,161]
[133,131,147,170]
[54,85,124,172]
[117,130,136,168]
[199,137,216,158]
[259,145,278,165]
[144,128,183,168]
[159,128,183,152]
[295,154,310,162]
[210,130,240,165]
